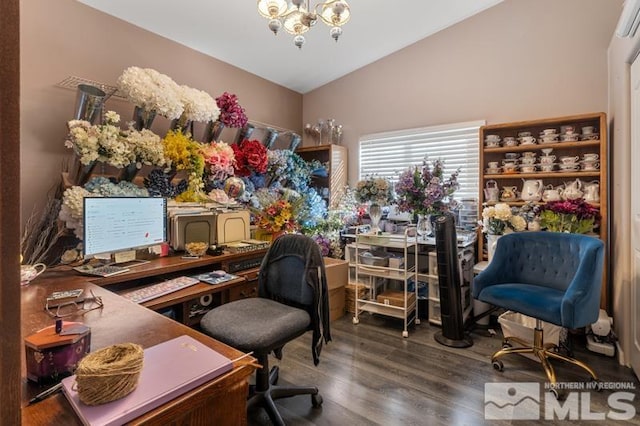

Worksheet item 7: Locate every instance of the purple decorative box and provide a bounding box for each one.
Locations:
[25,322,91,383]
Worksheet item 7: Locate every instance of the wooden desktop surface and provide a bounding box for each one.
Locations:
[21,259,258,425]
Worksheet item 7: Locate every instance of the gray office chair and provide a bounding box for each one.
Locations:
[200,234,331,425]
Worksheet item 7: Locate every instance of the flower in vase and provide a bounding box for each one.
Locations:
[538,199,600,234]
[354,175,393,205]
[250,188,302,233]
[124,125,166,168]
[481,203,527,235]
[233,139,268,176]
[395,157,459,216]
[179,85,220,123]
[201,140,236,181]
[215,92,248,128]
[117,66,184,120]
[65,112,135,168]
[266,149,312,192]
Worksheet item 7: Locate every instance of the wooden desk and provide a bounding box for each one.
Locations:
[21,261,259,425]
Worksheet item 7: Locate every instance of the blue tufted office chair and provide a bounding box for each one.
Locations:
[472,232,604,389]
[200,234,331,426]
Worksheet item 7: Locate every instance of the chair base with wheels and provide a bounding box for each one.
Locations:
[247,352,322,425]
[491,318,598,392]
[201,297,323,426]
[472,232,605,397]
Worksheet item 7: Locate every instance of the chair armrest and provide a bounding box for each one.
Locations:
[560,246,604,328]
[472,254,510,299]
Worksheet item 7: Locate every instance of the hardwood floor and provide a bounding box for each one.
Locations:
[248,313,640,425]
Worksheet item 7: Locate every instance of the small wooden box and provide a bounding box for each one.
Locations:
[376,290,416,308]
[24,322,91,383]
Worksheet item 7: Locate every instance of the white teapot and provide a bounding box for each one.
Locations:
[520,179,543,201]
[562,178,584,200]
[542,184,563,202]
[583,180,600,203]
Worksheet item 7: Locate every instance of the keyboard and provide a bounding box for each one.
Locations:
[74,264,130,277]
[120,276,200,304]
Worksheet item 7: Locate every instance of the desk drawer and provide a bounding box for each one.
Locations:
[229,280,258,301]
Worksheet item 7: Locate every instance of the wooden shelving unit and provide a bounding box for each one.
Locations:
[478,112,608,309]
[296,144,348,208]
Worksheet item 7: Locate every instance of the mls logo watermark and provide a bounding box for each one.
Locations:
[485,382,637,421]
[485,382,540,420]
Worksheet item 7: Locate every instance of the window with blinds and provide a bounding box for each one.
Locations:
[359,120,485,201]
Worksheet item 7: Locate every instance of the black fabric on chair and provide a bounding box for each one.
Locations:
[200,234,331,425]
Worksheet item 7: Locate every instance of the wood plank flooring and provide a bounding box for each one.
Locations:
[247,313,640,425]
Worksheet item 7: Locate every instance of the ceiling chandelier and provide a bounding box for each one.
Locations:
[257,0,351,49]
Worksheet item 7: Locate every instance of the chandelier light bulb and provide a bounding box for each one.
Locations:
[294,34,306,49]
[258,0,351,48]
[257,0,288,19]
[330,26,342,42]
[332,1,346,15]
[268,19,282,35]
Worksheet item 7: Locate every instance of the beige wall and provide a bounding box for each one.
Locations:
[20,0,302,224]
[607,27,640,365]
[303,0,622,184]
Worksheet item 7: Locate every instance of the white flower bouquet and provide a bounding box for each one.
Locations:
[117,66,184,120]
[481,203,526,235]
[179,85,220,123]
[65,112,135,168]
[125,125,166,168]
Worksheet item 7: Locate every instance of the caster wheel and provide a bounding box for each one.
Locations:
[492,360,504,371]
[402,331,409,338]
[415,318,421,325]
[272,370,279,385]
[502,342,513,349]
[311,393,323,407]
[352,317,359,324]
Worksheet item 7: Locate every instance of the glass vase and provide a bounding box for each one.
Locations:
[416,214,432,241]
[487,234,501,262]
[368,202,382,234]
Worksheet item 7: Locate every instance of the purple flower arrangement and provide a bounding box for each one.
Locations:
[539,199,600,234]
[215,92,248,128]
[395,158,459,216]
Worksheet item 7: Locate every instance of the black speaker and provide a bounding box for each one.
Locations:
[433,214,473,348]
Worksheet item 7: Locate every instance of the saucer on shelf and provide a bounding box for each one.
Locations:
[485,168,501,175]
[580,133,599,141]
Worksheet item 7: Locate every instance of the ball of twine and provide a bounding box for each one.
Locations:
[75,342,144,406]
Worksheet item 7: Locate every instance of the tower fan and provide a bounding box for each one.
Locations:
[434,214,473,348]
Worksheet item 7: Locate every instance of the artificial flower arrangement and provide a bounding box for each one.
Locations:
[65,111,135,168]
[354,175,393,204]
[162,130,206,202]
[250,188,303,233]
[395,157,459,216]
[232,139,268,177]
[178,85,220,124]
[200,140,236,181]
[215,92,248,128]
[266,149,313,192]
[59,177,149,239]
[481,203,527,235]
[124,124,166,169]
[538,199,600,234]
[117,66,184,120]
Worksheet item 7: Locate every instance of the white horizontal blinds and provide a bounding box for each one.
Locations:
[359,120,485,201]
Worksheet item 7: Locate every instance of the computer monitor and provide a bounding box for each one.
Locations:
[83,197,167,263]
